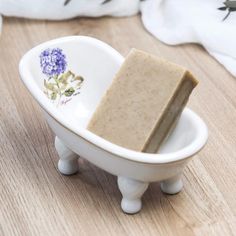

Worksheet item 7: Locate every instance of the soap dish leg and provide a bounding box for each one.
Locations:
[55,136,79,175]
[160,174,183,194]
[118,176,149,214]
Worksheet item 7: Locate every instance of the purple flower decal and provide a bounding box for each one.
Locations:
[40,48,67,77]
[40,47,84,106]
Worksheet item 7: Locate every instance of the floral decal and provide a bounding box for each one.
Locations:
[40,48,84,105]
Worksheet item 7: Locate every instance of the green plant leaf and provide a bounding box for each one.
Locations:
[59,71,71,83]
[74,76,84,88]
[44,80,56,91]
[74,75,84,82]
[64,87,75,97]
[60,84,67,91]
[51,92,57,100]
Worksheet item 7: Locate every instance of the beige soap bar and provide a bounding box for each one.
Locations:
[87,49,198,153]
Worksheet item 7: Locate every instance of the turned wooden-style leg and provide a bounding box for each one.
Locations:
[160,174,183,194]
[118,176,149,214]
[55,136,79,175]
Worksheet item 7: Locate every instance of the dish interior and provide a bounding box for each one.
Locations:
[23,37,200,154]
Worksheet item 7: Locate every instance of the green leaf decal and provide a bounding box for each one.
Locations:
[64,87,75,97]
[44,80,56,91]
[74,76,84,82]
[42,59,85,104]
[59,71,72,83]
[51,92,57,100]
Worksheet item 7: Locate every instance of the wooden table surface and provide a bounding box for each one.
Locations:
[0,16,236,236]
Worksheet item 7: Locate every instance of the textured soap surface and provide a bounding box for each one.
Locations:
[87,49,198,153]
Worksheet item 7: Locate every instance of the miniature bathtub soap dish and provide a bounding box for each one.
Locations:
[19,36,208,214]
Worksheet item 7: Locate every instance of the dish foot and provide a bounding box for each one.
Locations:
[160,174,183,194]
[55,136,79,175]
[118,176,149,214]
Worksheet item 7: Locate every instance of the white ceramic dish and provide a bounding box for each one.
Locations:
[19,36,208,214]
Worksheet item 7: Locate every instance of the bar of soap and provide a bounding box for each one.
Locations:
[87,49,198,153]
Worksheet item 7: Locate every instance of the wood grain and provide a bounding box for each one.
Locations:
[0,16,236,236]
